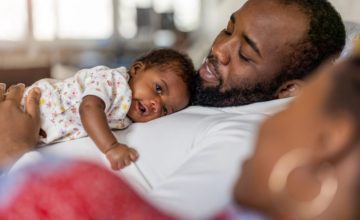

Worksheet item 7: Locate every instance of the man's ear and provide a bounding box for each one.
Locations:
[129,62,145,77]
[276,80,305,99]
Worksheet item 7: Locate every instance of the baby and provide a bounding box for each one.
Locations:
[24,48,195,170]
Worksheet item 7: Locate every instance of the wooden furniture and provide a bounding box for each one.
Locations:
[0,66,51,86]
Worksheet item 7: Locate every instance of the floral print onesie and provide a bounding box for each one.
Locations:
[23,65,132,144]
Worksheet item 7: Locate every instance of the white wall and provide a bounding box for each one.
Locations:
[329,0,360,23]
[201,0,360,40]
[215,0,360,26]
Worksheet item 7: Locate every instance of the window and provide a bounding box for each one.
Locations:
[0,0,28,41]
[0,0,200,44]
[33,0,113,40]
[118,0,137,39]
[32,0,56,40]
[0,0,113,42]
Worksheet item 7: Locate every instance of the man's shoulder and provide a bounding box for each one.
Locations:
[179,98,291,119]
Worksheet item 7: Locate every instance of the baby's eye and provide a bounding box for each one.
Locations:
[155,84,163,94]
[162,106,168,115]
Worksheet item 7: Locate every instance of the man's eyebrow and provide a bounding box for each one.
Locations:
[242,33,262,57]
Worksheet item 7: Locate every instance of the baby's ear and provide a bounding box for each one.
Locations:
[129,62,145,77]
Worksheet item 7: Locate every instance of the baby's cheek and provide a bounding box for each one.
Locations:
[127,103,136,115]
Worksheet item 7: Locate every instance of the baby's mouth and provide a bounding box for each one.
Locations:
[137,101,149,116]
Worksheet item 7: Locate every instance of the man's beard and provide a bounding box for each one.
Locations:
[191,72,285,107]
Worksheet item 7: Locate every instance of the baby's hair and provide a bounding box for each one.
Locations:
[133,48,196,101]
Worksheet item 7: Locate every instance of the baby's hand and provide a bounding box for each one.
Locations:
[105,143,139,170]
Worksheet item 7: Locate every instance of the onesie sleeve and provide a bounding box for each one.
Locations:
[80,66,132,117]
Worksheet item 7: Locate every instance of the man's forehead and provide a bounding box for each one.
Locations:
[232,0,308,48]
[233,0,306,24]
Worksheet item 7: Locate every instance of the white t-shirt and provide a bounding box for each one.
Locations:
[11,98,290,219]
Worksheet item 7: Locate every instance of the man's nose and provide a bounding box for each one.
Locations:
[211,37,237,65]
[150,98,161,113]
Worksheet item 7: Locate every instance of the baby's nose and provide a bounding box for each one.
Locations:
[150,98,161,113]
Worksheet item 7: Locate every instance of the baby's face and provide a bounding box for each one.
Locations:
[127,67,189,122]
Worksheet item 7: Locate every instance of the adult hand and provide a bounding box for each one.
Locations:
[0,83,41,168]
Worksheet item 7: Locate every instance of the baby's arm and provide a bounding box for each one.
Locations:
[80,95,138,170]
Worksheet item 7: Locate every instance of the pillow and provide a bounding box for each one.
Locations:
[340,21,360,58]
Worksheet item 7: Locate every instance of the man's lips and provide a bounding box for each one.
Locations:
[198,59,219,86]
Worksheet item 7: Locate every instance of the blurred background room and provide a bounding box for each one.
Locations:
[0,0,359,86]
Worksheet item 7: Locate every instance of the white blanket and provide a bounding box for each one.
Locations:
[11,98,290,219]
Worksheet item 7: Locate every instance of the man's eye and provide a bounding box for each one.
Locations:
[162,106,168,115]
[222,28,231,35]
[239,53,251,62]
[155,84,162,94]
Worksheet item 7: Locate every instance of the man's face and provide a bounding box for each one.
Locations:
[193,0,308,107]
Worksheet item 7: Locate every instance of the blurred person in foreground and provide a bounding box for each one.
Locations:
[233,55,360,220]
